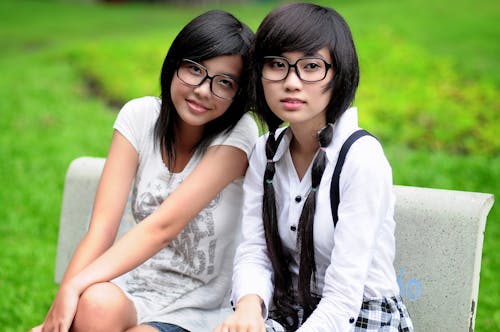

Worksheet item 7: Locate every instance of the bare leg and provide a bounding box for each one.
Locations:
[71,282,137,332]
[126,325,159,332]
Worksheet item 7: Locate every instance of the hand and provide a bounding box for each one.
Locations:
[213,312,266,332]
[29,323,43,332]
[37,283,80,332]
[213,295,265,332]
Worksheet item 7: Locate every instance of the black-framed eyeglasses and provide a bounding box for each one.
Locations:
[262,56,332,82]
[176,59,239,100]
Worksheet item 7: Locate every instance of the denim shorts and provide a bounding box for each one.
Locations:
[144,321,189,332]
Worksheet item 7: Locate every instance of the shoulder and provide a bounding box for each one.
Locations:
[231,113,260,144]
[210,113,260,158]
[340,131,392,181]
[114,97,161,151]
[347,132,386,161]
[237,113,259,132]
[119,96,161,120]
[249,126,289,166]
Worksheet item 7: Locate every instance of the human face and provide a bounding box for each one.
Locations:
[262,48,334,130]
[171,54,243,129]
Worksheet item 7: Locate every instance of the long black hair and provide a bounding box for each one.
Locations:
[253,3,359,329]
[154,10,254,169]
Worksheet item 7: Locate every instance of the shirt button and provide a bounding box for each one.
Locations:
[349,317,355,324]
[290,225,297,232]
[295,195,302,202]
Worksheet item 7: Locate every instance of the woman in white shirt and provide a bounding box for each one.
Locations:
[32,10,258,332]
[216,3,413,332]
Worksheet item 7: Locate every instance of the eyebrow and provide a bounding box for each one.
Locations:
[277,52,329,60]
[304,52,319,57]
[206,66,240,81]
[303,52,329,60]
[194,60,240,81]
[219,73,240,80]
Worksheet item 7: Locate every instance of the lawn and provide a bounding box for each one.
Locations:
[0,0,498,331]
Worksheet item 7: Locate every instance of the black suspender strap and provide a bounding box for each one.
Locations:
[267,127,288,160]
[275,127,287,146]
[330,129,374,227]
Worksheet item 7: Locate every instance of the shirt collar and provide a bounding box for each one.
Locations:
[327,106,360,158]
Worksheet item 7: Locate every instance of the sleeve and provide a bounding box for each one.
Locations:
[231,135,275,318]
[113,96,158,153]
[209,113,259,159]
[298,137,394,332]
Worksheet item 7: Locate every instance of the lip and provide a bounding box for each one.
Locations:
[186,99,210,114]
[280,97,305,110]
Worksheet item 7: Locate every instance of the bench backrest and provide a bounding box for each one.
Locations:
[392,185,493,331]
[55,157,494,332]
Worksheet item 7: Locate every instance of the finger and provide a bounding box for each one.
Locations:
[218,323,232,332]
[30,325,42,332]
[60,320,71,332]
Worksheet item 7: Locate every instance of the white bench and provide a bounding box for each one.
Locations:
[55,157,495,332]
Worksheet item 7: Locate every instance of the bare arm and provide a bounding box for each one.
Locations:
[61,130,138,283]
[70,142,248,291]
[33,130,137,332]
[36,136,248,331]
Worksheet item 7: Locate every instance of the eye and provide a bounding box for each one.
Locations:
[187,64,204,76]
[271,60,287,70]
[264,58,288,71]
[215,76,237,90]
[273,61,286,68]
[301,60,324,72]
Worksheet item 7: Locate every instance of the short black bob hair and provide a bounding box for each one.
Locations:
[251,2,359,131]
[155,10,254,168]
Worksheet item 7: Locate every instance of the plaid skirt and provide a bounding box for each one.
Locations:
[265,296,413,332]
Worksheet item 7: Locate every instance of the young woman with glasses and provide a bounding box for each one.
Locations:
[32,10,257,332]
[215,3,413,332]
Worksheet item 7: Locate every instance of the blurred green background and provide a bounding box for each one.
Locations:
[0,0,498,330]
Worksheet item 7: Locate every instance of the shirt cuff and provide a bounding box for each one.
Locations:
[231,276,273,319]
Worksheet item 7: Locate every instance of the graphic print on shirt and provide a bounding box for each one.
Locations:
[127,175,221,306]
[131,176,171,222]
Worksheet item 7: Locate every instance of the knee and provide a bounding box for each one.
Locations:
[72,282,134,331]
[79,282,116,317]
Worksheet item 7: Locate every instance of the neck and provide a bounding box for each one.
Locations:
[175,121,204,151]
[290,130,318,157]
[163,122,203,173]
[289,119,327,155]
[289,126,323,181]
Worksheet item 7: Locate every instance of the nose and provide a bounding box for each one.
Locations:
[193,77,212,98]
[283,67,302,90]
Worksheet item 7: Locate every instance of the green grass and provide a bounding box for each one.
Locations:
[0,0,498,330]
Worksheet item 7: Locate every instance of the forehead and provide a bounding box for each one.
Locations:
[280,47,331,63]
[200,55,243,77]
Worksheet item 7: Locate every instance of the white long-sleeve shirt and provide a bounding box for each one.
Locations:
[231,107,400,331]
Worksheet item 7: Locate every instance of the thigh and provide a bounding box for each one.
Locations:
[142,322,189,332]
[72,282,137,332]
[354,296,413,332]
